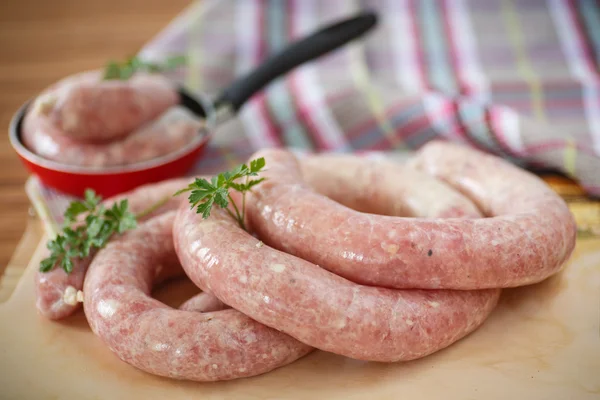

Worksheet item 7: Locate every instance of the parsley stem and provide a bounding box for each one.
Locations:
[135,196,170,220]
[241,176,248,226]
[227,193,246,231]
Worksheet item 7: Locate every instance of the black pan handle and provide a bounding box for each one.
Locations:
[213,11,377,113]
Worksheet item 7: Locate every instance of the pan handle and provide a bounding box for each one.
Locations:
[213,11,377,115]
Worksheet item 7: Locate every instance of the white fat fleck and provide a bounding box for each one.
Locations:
[286,218,296,232]
[239,275,248,284]
[387,230,398,240]
[263,295,271,304]
[255,241,264,248]
[491,240,500,246]
[273,211,286,227]
[382,243,399,255]
[63,286,78,306]
[405,319,414,326]
[342,251,364,262]
[97,299,119,319]
[262,354,268,359]
[428,301,440,308]
[212,364,218,369]
[152,342,169,352]
[239,368,247,373]
[269,263,286,273]
[175,348,183,356]
[262,205,273,217]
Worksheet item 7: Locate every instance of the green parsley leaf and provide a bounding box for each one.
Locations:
[174,157,267,230]
[228,182,244,192]
[103,55,188,81]
[244,178,266,191]
[86,217,103,239]
[250,157,266,173]
[40,255,57,273]
[63,202,88,226]
[61,257,74,274]
[84,189,101,209]
[39,190,140,274]
[196,197,214,219]
[213,187,230,209]
[118,214,137,234]
[103,61,121,80]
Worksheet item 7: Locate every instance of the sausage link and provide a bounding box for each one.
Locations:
[174,204,500,362]
[300,154,481,218]
[22,106,204,168]
[35,178,191,320]
[84,212,312,381]
[29,71,178,142]
[247,148,576,289]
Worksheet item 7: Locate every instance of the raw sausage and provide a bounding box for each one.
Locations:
[174,202,500,362]
[300,154,481,218]
[23,106,205,168]
[35,178,191,320]
[247,147,576,289]
[84,212,312,381]
[29,71,179,142]
[179,291,229,313]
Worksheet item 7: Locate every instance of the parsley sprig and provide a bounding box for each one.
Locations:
[103,55,187,80]
[40,190,137,273]
[175,157,267,230]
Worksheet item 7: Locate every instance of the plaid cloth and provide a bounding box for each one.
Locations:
[27,0,600,236]
[137,0,600,195]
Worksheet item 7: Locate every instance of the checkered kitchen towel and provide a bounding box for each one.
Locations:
[137,0,600,195]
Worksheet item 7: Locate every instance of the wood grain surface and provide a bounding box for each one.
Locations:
[0,0,191,269]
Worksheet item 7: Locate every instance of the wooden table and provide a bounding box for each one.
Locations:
[0,0,191,269]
